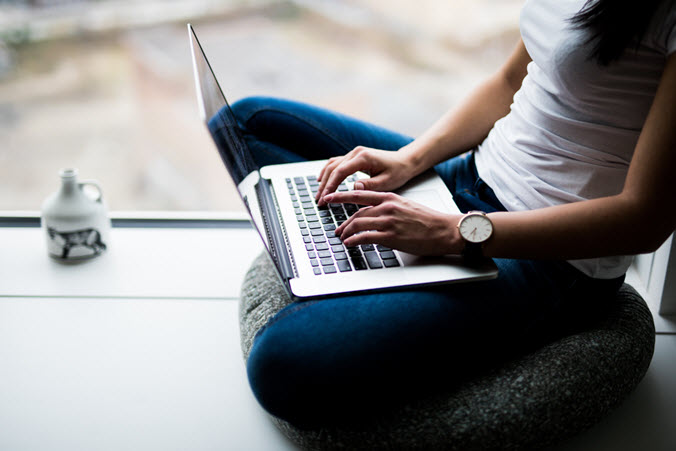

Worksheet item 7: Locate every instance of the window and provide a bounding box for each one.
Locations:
[0,0,521,213]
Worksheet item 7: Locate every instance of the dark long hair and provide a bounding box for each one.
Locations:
[570,0,667,65]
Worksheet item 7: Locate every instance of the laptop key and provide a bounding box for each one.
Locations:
[320,257,334,266]
[334,252,348,260]
[310,258,319,267]
[345,204,359,215]
[323,265,337,274]
[317,250,331,259]
[383,259,400,268]
[337,260,352,272]
[363,251,383,269]
[379,251,396,260]
[351,257,368,270]
[313,267,322,275]
[315,243,329,251]
[328,237,342,245]
[331,245,344,253]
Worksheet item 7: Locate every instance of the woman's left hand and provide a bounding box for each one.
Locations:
[322,190,463,256]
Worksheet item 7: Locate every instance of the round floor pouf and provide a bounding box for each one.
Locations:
[239,252,655,451]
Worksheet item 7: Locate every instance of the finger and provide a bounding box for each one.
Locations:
[334,205,377,235]
[316,159,342,201]
[318,157,370,202]
[317,157,341,183]
[356,173,389,192]
[323,190,393,207]
[337,216,387,241]
[341,230,391,248]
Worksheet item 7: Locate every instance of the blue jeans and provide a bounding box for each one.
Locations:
[231,97,624,427]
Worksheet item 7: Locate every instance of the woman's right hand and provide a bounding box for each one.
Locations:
[316,146,417,205]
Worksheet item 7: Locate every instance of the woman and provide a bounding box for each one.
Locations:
[232,0,676,427]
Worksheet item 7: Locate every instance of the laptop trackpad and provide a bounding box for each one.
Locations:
[402,189,451,214]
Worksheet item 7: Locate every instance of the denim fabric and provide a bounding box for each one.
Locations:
[230,96,624,427]
[231,96,413,166]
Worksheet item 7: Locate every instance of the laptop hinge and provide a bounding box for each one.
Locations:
[256,178,296,281]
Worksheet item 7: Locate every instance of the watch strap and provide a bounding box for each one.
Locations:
[462,241,484,266]
[458,211,490,265]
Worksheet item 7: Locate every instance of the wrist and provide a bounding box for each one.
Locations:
[445,214,466,255]
[457,211,494,263]
[398,143,430,176]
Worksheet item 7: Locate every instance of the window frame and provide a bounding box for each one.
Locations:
[0,211,252,229]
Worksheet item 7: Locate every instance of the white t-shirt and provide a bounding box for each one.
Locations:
[475,0,676,279]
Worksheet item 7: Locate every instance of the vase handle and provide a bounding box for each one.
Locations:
[79,180,104,203]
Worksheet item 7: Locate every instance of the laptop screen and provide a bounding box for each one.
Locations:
[188,24,274,257]
[188,24,259,185]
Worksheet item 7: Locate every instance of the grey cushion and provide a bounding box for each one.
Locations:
[239,252,655,451]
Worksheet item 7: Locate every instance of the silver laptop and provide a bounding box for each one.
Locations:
[188,24,497,299]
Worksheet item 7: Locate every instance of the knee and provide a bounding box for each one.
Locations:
[230,95,279,124]
[246,328,318,425]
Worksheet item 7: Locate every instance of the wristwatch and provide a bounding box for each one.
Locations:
[457,211,493,264]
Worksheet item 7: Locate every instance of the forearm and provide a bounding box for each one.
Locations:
[400,73,516,174]
[483,194,671,260]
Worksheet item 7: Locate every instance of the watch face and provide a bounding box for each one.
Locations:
[459,214,493,244]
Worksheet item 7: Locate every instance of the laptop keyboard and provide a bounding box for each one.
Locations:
[287,175,401,276]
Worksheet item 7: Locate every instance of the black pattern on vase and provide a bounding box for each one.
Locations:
[47,227,107,259]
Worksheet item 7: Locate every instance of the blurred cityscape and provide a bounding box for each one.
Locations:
[0,0,521,213]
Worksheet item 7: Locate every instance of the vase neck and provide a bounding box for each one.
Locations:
[59,168,79,195]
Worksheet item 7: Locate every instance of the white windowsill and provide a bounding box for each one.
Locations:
[0,222,675,450]
[0,225,262,300]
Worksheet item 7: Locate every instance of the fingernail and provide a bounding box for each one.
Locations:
[354,181,364,190]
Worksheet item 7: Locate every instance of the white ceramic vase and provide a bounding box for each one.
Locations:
[41,168,111,261]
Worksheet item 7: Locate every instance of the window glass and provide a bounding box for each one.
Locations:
[0,0,520,212]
